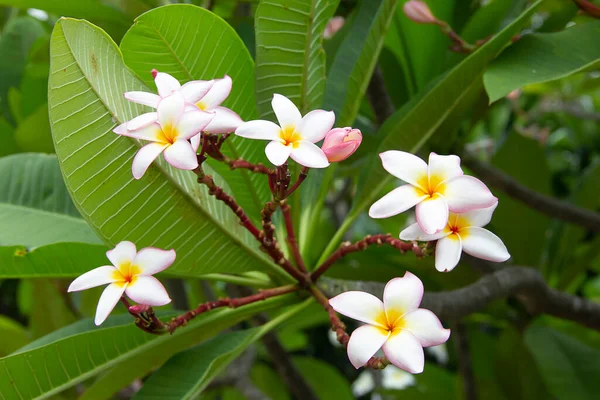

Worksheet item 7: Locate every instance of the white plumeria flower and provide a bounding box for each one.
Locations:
[123,70,243,139]
[234,94,334,168]
[400,202,510,272]
[114,91,213,179]
[68,241,174,326]
[329,272,450,373]
[381,365,416,390]
[369,151,497,234]
[351,371,375,397]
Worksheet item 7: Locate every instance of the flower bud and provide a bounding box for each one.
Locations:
[323,16,345,39]
[403,1,437,24]
[129,304,151,314]
[322,127,362,162]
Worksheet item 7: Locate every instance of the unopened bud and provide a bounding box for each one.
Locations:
[323,16,345,39]
[322,127,362,162]
[403,1,438,24]
[151,69,158,79]
[129,304,151,313]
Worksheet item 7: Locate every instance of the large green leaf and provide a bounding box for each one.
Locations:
[120,4,271,220]
[293,356,354,400]
[316,1,542,265]
[323,0,397,126]
[134,299,312,399]
[48,18,288,279]
[254,0,339,117]
[0,294,297,399]
[484,20,600,103]
[0,316,29,357]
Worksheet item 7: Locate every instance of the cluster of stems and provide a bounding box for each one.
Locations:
[123,132,426,368]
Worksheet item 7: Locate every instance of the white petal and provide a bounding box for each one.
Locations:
[155,72,181,97]
[162,139,199,170]
[124,91,160,108]
[125,276,171,306]
[415,194,449,234]
[157,91,185,129]
[134,247,176,275]
[175,109,214,139]
[383,272,424,320]
[272,94,301,129]
[403,309,451,347]
[442,176,497,213]
[180,79,214,104]
[95,283,126,325]
[379,151,428,191]
[191,133,201,153]
[435,234,463,272]
[381,366,416,390]
[295,110,335,143]
[132,142,168,179]
[106,241,137,268]
[347,325,389,369]
[454,201,498,228]
[427,153,463,190]
[200,75,232,108]
[382,330,424,374]
[126,112,158,130]
[68,266,117,292]
[235,120,281,141]
[461,227,510,262]
[329,291,386,328]
[368,185,427,219]
[265,141,292,166]
[399,222,449,242]
[115,122,163,142]
[203,106,243,134]
[290,141,329,168]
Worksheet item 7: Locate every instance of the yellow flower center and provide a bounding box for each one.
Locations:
[112,261,142,288]
[196,101,207,111]
[156,124,178,144]
[415,173,446,198]
[374,309,407,337]
[279,126,302,148]
[444,214,470,239]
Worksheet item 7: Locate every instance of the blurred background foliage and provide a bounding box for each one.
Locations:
[0,0,599,399]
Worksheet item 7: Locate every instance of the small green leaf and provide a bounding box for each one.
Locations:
[0,316,29,357]
[14,104,54,153]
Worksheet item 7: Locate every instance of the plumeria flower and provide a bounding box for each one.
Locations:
[400,202,510,272]
[382,365,416,390]
[329,272,450,373]
[114,91,213,179]
[369,151,497,234]
[321,127,362,162]
[68,241,174,325]
[234,94,334,168]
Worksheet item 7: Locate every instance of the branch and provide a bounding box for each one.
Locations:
[319,267,600,331]
[462,156,600,233]
[281,203,307,273]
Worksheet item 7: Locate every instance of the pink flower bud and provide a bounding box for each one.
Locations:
[403,1,437,24]
[129,304,151,313]
[323,16,345,39]
[322,127,362,162]
[151,69,158,79]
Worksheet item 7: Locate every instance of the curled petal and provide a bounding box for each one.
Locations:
[399,222,449,242]
[443,176,497,213]
[379,151,428,191]
[124,91,160,108]
[415,194,448,234]
[68,266,117,292]
[126,112,158,131]
[383,272,424,321]
[125,276,171,306]
[106,241,137,268]
[265,141,292,166]
[454,202,498,228]
[175,109,214,139]
[162,139,199,170]
[199,75,232,109]
[403,309,451,347]
[428,153,463,190]
[95,283,126,325]
[295,110,335,143]
[132,142,168,179]
[157,91,185,129]
[204,106,243,134]
[155,71,181,97]
[435,234,462,272]
[369,185,427,219]
[114,122,163,142]
[382,330,424,374]
[329,291,385,328]
[272,94,301,129]
[290,141,329,168]
[347,325,389,369]
[180,79,214,104]
[461,227,510,262]
[134,247,176,275]
[235,120,281,141]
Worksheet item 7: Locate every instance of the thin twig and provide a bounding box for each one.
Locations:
[281,203,307,273]
[285,166,309,198]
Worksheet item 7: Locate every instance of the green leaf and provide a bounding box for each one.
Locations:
[254,0,339,117]
[49,18,287,279]
[29,280,77,339]
[0,316,29,357]
[120,4,271,220]
[133,299,312,399]
[525,324,600,400]
[251,363,291,400]
[316,1,542,266]
[323,0,397,126]
[0,294,297,399]
[293,356,354,400]
[0,118,20,156]
[0,153,101,247]
[484,20,600,103]
[14,103,54,153]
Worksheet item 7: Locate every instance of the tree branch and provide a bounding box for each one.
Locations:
[462,156,600,232]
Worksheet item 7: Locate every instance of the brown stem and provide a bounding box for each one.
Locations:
[311,234,425,281]
[437,21,476,53]
[228,159,274,175]
[281,203,307,273]
[285,166,309,198]
[453,322,477,400]
[573,0,600,17]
